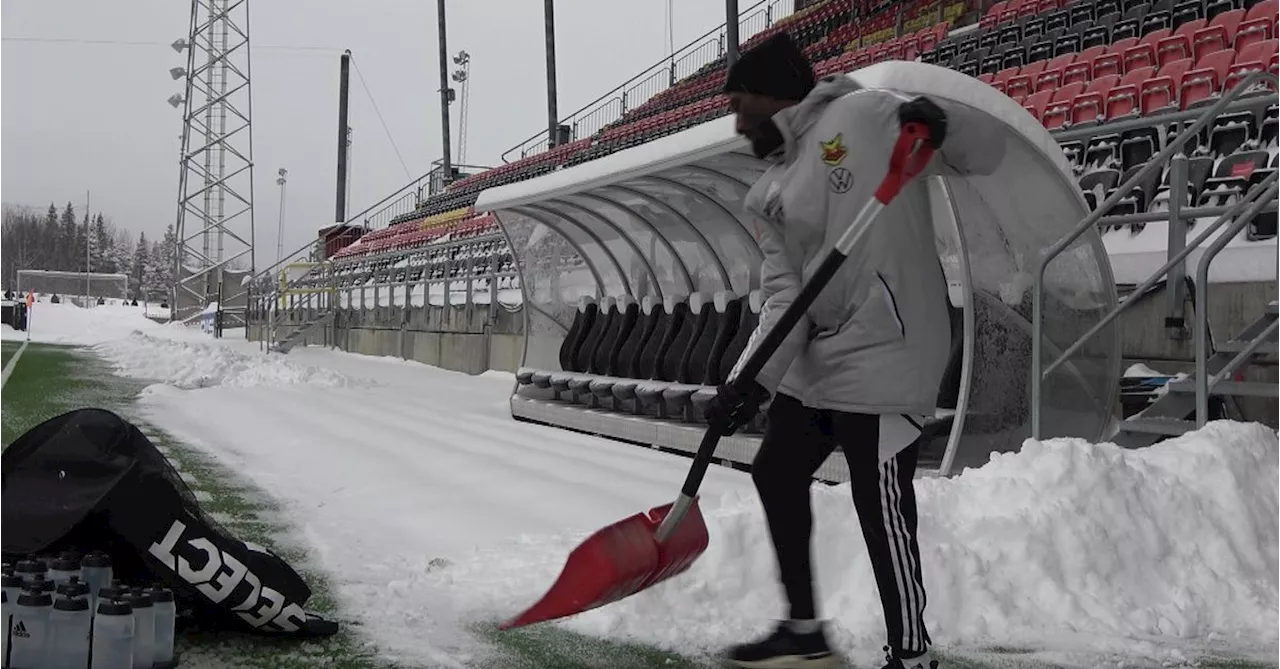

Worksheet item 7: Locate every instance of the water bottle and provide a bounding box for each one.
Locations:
[47,593,92,669]
[2,589,9,668]
[30,574,56,600]
[126,589,156,669]
[81,552,113,612]
[57,575,91,600]
[91,598,134,669]
[13,559,43,587]
[48,555,81,589]
[9,587,53,669]
[3,572,23,606]
[148,585,177,668]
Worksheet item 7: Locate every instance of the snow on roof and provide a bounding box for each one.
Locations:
[474,114,747,212]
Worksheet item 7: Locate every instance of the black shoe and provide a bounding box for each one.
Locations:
[724,620,838,668]
[880,645,939,669]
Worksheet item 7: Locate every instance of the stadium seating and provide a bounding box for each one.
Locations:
[402,0,1267,225]
[511,287,970,438]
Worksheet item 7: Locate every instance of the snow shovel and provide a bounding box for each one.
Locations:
[498,97,948,631]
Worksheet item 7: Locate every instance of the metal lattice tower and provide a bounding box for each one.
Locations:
[170,0,256,324]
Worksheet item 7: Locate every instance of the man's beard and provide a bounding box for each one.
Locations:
[747,120,784,159]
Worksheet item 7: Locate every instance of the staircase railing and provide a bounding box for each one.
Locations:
[1193,181,1280,424]
[1030,70,1280,439]
[266,258,334,351]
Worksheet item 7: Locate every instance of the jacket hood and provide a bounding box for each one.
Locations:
[767,75,863,160]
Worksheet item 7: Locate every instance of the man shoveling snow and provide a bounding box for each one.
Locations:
[706,33,951,669]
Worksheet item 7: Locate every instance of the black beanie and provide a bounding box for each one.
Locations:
[723,32,816,101]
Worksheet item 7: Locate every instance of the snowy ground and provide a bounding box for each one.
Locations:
[5,302,1278,668]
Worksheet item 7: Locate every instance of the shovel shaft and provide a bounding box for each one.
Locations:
[655,109,944,542]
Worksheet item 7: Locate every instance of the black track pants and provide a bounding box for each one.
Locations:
[751,393,931,655]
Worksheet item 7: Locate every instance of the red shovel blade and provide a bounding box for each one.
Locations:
[498,497,709,630]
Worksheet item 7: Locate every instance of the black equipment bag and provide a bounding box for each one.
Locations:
[2,408,337,637]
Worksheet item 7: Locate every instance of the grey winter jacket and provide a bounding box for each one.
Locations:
[726,77,953,417]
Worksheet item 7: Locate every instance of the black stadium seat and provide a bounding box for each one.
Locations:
[518,295,598,389]
[588,295,665,407]
[635,292,711,416]
[611,295,689,409]
[566,296,639,400]
[661,291,744,418]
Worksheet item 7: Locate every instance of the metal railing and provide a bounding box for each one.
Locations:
[1030,71,1280,439]
[1193,179,1280,424]
[501,0,795,162]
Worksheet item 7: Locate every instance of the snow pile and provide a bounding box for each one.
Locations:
[446,421,1279,665]
[95,332,363,389]
[3,301,164,345]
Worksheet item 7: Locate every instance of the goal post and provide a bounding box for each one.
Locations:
[16,270,130,306]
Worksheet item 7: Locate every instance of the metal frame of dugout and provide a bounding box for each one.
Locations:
[474,61,1122,482]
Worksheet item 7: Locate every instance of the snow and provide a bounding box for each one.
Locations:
[16,303,1280,668]
[2,302,165,346]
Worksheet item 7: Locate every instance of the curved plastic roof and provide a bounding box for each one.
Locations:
[480,61,1121,469]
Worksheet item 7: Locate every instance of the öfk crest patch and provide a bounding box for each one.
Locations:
[820,133,847,166]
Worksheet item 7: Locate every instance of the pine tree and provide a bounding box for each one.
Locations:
[145,240,169,301]
[132,232,149,300]
[91,213,113,273]
[43,204,60,270]
[59,202,78,271]
[114,228,134,291]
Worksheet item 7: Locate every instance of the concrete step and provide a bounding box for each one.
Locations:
[1167,379,1279,398]
[1119,416,1198,436]
[1216,339,1279,360]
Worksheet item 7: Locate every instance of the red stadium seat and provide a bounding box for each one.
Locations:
[1193,9,1245,61]
[1157,20,1205,67]
[1072,74,1121,124]
[1006,73,1035,102]
[1043,82,1087,128]
[1063,46,1107,84]
[1179,49,1237,107]
[1125,29,1169,72]
[981,0,1008,30]
[1223,38,1280,92]
[1095,39,1135,78]
[993,66,1020,87]
[1022,89,1054,122]
[1036,54,1076,91]
[1036,67,1065,92]
[1140,58,1194,112]
[1107,66,1156,117]
[1235,17,1275,51]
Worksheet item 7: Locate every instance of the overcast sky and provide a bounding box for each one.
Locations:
[2,0,740,264]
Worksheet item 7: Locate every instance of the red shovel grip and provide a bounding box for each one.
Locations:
[873,96,947,204]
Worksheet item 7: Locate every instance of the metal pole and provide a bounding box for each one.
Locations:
[726,0,741,68]
[1165,155,1188,339]
[276,169,288,266]
[336,51,351,224]
[437,0,454,182]
[85,190,91,306]
[544,0,559,149]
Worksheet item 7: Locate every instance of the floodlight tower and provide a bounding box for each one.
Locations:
[451,50,471,165]
[168,0,257,323]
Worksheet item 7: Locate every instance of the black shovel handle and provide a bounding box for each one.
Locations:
[676,98,947,502]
